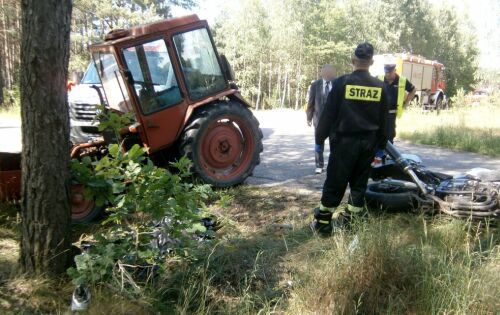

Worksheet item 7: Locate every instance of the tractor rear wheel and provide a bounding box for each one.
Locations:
[180,101,263,187]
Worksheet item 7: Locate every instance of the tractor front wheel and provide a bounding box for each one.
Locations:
[180,101,263,187]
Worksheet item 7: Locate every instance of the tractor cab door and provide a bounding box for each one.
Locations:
[120,27,228,152]
[121,38,187,152]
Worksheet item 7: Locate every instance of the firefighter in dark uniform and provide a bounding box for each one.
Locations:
[311,43,389,235]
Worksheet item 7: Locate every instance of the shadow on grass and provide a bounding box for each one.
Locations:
[161,225,316,314]
[157,185,319,314]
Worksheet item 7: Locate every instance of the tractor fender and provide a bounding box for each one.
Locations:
[183,89,251,126]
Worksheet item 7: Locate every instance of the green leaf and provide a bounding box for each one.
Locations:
[185,223,207,233]
[108,144,120,158]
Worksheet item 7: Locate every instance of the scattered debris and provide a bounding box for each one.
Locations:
[70,285,91,311]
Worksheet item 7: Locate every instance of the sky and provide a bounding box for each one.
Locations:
[172,0,500,69]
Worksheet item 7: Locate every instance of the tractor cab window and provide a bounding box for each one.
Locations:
[122,39,182,115]
[93,52,133,113]
[173,28,227,100]
[81,62,100,85]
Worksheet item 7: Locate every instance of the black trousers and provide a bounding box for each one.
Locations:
[321,133,378,208]
[387,113,397,142]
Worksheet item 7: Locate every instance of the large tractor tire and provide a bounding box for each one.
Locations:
[180,101,263,187]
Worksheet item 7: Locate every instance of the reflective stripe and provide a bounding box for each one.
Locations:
[320,204,336,213]
[345,85,382,102]
[347,204,364,213]
[318,220,330,224]
[397,76,406,118]
[378,75,406,118]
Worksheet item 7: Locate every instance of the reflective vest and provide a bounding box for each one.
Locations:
[379,75,406,118]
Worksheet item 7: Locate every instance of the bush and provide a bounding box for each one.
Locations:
[68,144,214,291]
[1,87,20,114]
[450,87,467,107]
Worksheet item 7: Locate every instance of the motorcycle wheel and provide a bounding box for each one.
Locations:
[365,180,420,212]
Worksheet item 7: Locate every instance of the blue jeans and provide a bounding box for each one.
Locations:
[315,142,324,168]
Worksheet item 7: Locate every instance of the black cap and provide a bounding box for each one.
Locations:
[354,42,374,60]
[384,64,396,72]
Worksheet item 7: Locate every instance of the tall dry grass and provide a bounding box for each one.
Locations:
[160,187,499,314]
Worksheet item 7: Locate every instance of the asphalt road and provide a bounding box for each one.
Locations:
[246,109,500,186]
[0,118,21,153]
[2,111,499,187]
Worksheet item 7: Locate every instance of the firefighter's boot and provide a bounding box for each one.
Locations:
[332,204,366,230]
[311,206,335,236]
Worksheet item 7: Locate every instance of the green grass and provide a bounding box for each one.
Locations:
[400,125,500,156]
[0,104,20,122]
[1,187,499,314]
[397,95,500,156]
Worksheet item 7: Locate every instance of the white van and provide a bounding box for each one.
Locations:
[68,63,102,143]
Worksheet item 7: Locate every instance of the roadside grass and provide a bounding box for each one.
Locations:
[0,186,499,314]
[0,103,20,121]
[398,94,500,156]
[399,125,500,156]
[0,88,20,120]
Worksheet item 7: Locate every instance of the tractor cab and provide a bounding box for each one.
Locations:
[89,15,237,152]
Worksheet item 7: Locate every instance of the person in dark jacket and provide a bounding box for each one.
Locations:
[306,65,335,174]
[311,43,389,235]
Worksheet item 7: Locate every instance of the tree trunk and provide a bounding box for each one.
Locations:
[281,71,288,108]
[286,73,290,108]
[1,0,12,89]
[256,59,262,110]
[0,52,3,106]
[20,0,73,276]
[268,61,272,107]
[276,63,281,106]
[295,57,302,110]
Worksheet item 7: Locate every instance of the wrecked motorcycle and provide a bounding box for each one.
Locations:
[367,142,500,220]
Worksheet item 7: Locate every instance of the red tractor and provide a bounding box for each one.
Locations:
[0,15,263,222]
[89,14,263,187]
